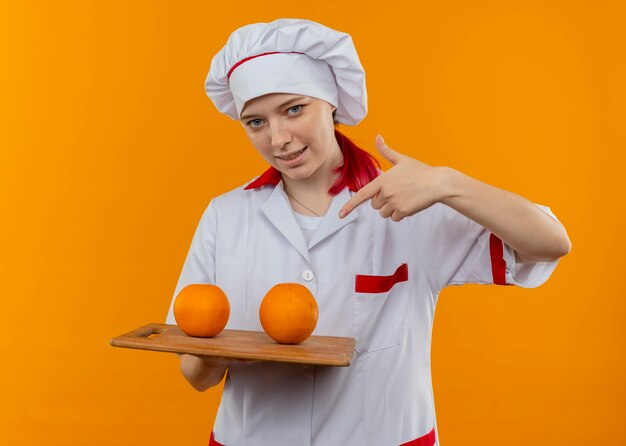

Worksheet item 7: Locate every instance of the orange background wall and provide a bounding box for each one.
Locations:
[1,1,624,445]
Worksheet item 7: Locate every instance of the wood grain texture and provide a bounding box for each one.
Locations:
[110,323,355,366]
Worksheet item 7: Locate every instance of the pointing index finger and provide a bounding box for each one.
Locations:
[339,179,381,218]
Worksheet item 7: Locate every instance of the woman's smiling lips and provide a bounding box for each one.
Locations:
[275,146,307,166]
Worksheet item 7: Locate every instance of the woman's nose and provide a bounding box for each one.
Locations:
[269,121,292,149]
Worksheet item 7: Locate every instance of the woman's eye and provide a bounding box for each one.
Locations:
[287,105,302,115]
[248,119,263,128]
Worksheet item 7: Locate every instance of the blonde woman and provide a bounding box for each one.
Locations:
[165,18,571,446]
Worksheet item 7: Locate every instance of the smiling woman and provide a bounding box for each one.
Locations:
[239,93,351,215]
[241,94,339,173]
[164,17,570,446]
[238,91,381,216]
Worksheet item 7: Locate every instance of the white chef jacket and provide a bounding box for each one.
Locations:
[165,167,562,446]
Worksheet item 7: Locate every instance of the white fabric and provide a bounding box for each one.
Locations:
[292,211,324,245]
[205,18,368,125]
[165,178,561,446]
[229,53,338,120]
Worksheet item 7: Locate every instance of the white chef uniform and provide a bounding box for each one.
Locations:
[165,165,561,446]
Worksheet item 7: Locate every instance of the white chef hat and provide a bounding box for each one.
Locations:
[204,18,367,125]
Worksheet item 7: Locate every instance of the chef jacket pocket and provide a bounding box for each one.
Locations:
[354,263,409,354]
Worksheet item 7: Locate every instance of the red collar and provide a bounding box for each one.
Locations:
[243,166,357,192]
[244,166,282,190]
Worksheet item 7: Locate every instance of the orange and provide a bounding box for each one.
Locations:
[173,284,230,337]
[259,283,319,344]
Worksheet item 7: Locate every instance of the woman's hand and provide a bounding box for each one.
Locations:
[339,135,453,221]
[179,354,260,392]
[339,134,571,260]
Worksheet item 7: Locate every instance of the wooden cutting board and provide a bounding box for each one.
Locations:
[110,323,355,367]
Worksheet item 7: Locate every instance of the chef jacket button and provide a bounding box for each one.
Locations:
[302,269,314,282]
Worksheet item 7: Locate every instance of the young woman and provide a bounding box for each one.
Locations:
[165,18,571,446]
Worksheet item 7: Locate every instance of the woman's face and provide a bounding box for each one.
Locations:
[240,93,340,183]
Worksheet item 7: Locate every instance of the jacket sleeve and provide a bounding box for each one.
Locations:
[165,200,218,324]
[419,202,562,293]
